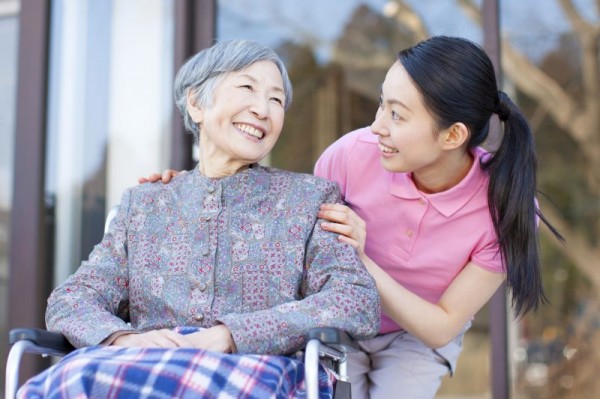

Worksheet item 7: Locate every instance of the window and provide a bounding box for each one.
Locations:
[45,0,175,283]
[0,0,20,390]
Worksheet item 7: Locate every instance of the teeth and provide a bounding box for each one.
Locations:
[235,123,264,139]
[378,143,399,153]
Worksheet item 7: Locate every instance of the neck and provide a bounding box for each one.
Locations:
[197,141,251,178]
[198,160,250,178]
[413,150,473,194]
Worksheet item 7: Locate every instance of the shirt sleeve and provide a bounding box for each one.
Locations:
[471,223,504,274]
[313,134,354,200]
[45,189,137,347]
[472,196,540,274]
[218,182,381,355]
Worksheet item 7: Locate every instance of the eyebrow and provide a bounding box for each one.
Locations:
[380,87,412,113]
[239,73,285,94]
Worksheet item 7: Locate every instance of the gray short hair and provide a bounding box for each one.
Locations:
[174,39,293,141]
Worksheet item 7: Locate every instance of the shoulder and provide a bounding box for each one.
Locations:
[320,126,374,158]
[261,167,340,199]
[315,126,375,180]
[121,169,194,204]
[262,166,338,190]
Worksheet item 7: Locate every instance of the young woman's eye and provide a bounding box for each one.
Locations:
[391,110,400,120]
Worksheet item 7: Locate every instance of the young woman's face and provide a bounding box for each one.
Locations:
[371,61,446,175]
[189,60,286,171]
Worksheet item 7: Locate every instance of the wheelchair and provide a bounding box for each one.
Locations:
[6,206,358,399]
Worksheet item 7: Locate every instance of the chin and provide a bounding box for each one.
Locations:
[384,162,413,174]
[380,158,400,172]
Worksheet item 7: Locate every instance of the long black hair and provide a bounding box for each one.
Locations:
[397,36,562,316]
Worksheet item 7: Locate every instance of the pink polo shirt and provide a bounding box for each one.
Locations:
[314,127,504,334]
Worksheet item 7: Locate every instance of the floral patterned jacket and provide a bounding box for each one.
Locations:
[46,165,380,355]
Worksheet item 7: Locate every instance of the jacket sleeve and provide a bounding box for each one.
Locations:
[45,189,136,347]
[218,182,380,355]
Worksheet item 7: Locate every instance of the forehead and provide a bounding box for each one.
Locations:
[227,60,284,88]
[382,61,426,109]
[383,62,415,93]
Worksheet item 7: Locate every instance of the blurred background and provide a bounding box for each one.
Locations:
[1,0,598,397]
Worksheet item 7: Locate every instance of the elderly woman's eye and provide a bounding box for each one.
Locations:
[239,84,253,91]
[271,97,283,105]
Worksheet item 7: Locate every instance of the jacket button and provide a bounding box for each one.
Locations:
[194,313,204,322]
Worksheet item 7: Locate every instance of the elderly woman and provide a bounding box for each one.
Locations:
[18,40,379,398]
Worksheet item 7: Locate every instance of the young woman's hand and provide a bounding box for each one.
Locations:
[318,203,367,258]
[137,169,182,184]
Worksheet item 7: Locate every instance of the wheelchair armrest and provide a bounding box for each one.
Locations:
[9,328,75,355]
[6,329,74,399]
[305,328,358,398]
[307,327,359,353]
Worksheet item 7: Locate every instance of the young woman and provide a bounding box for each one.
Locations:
[314,35,561,398]
[141,35,561,398]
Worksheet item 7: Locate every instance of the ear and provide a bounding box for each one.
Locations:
[186,90,204,124]
[440,122,469,150]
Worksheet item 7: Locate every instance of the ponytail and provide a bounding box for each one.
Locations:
[482,91,563,315]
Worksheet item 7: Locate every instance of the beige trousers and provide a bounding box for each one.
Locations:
[347,323,469,399]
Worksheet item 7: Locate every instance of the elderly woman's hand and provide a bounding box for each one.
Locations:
[318,203,367,259]
[111,326,235,353]
[112,329,194,348]
[138,169,183,184]
[187,325,236,353]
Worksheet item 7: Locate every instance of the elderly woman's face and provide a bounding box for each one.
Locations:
[188,60,286,173]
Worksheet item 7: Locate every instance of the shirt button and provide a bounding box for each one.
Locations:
[198,282,207,292]
[201,247,210,256]
[194,313,204,322]
[418,198,426,205]
[406,229,413,237]
[207,186,215,193]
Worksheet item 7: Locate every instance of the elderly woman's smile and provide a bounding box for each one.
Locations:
[234,123,265,140]
[187,60,286,178]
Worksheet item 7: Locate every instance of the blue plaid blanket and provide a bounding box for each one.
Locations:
[18,329,335,398]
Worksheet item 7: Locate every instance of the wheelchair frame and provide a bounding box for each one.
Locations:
[6,326,357,399]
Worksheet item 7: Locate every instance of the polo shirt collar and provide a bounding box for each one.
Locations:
[389,147,488,217]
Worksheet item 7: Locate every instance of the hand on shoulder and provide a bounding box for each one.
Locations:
[137,169,183,184]
[318,203,367,258]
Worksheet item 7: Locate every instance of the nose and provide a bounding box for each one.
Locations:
[370,109,387,137]
[250,96,269,120]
